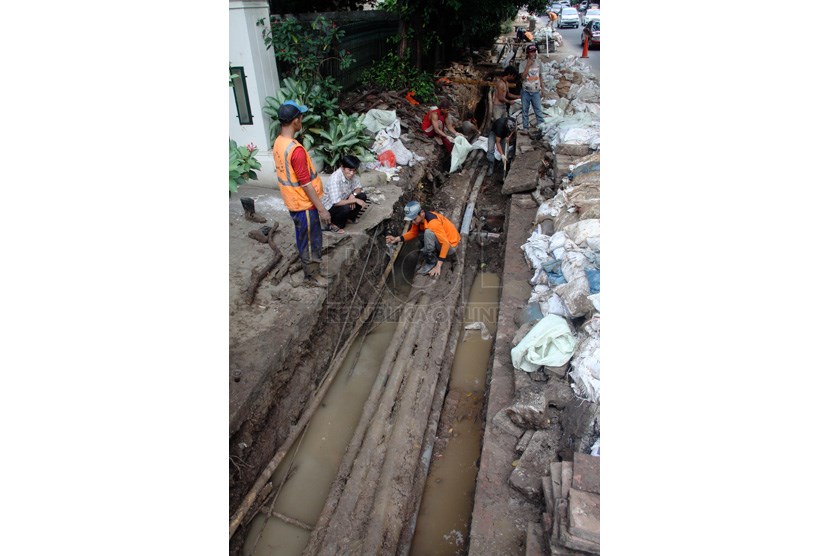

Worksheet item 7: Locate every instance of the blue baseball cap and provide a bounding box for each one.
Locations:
[278,100,309,123]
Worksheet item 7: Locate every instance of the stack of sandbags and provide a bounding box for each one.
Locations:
[541,453,600,554]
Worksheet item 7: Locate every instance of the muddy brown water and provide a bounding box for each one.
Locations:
[242,320,397,556]
[408,272,501,555]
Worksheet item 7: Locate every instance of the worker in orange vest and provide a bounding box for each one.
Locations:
[385,201,460,277]
[273,100,330,286]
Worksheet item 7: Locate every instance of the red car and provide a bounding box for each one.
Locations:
[582,19,600,49]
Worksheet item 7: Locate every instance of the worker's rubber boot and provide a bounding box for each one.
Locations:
[486,161,494,176]
[416,255,438,275]
[241,197,267,223]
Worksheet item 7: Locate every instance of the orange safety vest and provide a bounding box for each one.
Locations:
[273,135,324,212]
[402,211,460,260]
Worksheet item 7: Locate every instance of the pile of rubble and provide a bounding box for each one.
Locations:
[538,56,600,152]
[538,452,601,554]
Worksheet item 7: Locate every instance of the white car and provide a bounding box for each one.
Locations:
[582,9,600,26]
[558,7,580,28]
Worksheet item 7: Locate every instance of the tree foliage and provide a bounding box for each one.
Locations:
[376,0,548,55]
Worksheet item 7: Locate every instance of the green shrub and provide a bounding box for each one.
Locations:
[362,51,437,104]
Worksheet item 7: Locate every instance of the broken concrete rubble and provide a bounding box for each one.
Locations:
[509,427,560,504]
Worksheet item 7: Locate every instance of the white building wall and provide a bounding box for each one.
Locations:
[229,0,280,185]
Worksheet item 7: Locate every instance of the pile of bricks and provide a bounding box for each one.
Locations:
[540,452,600,554]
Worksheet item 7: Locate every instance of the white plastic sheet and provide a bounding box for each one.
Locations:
[450,135,475,173]
[363,109,400,136]
[511,314,577,372]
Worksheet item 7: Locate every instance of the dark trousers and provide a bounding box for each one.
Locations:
[329,192,368,229]
[290,208,323,276]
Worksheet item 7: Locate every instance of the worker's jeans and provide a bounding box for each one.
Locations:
[420,229,456,262]
[521,89,545,130]
[486,132,508,163]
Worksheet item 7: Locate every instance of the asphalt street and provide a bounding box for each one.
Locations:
[538,14,600,80]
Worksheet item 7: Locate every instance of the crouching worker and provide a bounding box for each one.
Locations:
[487,116,517,176]
[385,201,460,278]
[422,99,461,153]
[321,155,369,233]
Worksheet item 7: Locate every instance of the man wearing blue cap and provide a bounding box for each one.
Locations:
[273,100,331,286]
[385,201,460,277]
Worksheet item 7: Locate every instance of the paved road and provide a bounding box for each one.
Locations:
[537,15,600,80]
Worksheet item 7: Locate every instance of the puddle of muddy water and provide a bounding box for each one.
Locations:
[409,272,501,556]
[243,321,398,556]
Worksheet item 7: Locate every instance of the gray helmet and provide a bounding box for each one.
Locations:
[403,200,422,221]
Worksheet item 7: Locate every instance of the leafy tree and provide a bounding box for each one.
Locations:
[375,0,548,68]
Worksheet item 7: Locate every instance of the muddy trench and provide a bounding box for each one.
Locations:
[229,61,545,555]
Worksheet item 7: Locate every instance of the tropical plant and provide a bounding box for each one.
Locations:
[256,15,354,104]
[361,51,437,104]
[261,77,332,144]
[313,112,374,171]
[262,76,374,173]
[229,140,262,193]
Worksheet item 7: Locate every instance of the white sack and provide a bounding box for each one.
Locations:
[563,219,600,248]
[450,135,476,173]
[569,318,600,402]
[363,109,399,135]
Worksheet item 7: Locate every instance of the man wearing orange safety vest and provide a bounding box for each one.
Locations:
[385,201,460,278]
[274,100,331,286]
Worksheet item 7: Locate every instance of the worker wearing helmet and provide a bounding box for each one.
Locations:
[385,201,460,277]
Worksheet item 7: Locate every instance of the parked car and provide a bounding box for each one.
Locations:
[558,7,580,28]
[582,8,600,26]
[548,3,564,17]
[582,19,600,48]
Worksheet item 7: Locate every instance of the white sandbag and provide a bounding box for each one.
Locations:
[363,109,399,134]
[450,135,475,173]
[520,231,554,270]
[528,284,551,303]
[563,219,600,248]
[569,318,600,402]
[511,314,577,372]
[560,249,588,282]
[554,275,592,318]
[548,231,568,254]
[540,292,569,318]
[535,194,567,223]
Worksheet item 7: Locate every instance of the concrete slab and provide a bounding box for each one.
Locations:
[568,488,600,545]
[469,196,539,555]
[572,453,600,495]
[509,428,559,503]
[550,462,563,499]
[525,522,546,556]
[558,496,599,554]
[561,461,573,500]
